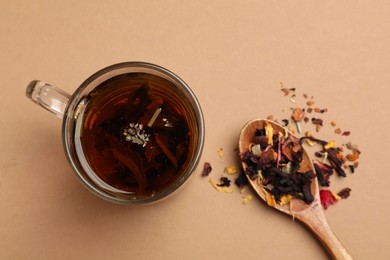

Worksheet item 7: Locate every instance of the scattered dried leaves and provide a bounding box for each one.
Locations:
[203,82,360,210]
[202,162,212,176]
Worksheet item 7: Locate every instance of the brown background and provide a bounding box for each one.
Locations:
[1,1,389,259]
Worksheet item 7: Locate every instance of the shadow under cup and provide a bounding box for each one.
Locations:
[63,62,204,204]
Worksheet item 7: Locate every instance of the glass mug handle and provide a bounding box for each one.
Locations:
[26,80,71,119]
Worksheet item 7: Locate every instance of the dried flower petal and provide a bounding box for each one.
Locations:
[242,194,253,205]
[324,141,336,150]
[320,189,339,209]
[225,166,238,175]
[279,194,293,206]
[265,190,276,207]
[217,148,223,158]
[264,122,274,146]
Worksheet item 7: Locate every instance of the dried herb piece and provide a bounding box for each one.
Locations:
[217,177,231,187]
[346,152,359,162]
[292,108,305,121]
[202,162,212,176]
[307,101,315,107]
[314,107,328,113]
[281,119,289,126]
[337,187,351,199]
[311,118,323,132]
[346,142,359,150]
[281,135,303,162]
[313,160,333,187]
[300,136,350,178]
[342,131,351,136]
[281,88,295,96]
[326,148,347,177]
[235,172,248,188]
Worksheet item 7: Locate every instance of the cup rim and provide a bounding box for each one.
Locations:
[62,61,205,204]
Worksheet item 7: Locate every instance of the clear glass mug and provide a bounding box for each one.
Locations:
[26,62,205,204]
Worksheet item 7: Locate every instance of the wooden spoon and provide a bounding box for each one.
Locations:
[239,118,352,260]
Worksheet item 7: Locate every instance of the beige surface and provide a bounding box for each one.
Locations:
[1,1,389,259]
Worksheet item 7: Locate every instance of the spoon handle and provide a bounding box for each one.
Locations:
[296,204,353,260]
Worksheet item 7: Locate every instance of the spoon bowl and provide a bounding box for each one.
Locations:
[239,118,352,260]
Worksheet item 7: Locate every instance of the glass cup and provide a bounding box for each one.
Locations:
[26,62,205,204]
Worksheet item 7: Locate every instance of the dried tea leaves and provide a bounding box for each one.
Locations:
[202,162,212,177]
[279,83,360,209]
[241,123,315,206]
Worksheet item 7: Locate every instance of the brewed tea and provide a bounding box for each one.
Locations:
[75,73,193,197]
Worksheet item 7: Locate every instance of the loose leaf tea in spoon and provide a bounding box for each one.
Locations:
[239,119,352,260]
[241,120,315,206]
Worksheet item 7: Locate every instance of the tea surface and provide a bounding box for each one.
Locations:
[77,73,192,197]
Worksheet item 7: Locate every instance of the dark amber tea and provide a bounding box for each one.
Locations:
[27,62,203,204]
[74,73,195,198]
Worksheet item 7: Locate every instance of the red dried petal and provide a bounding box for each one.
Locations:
[320,189,338,209]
